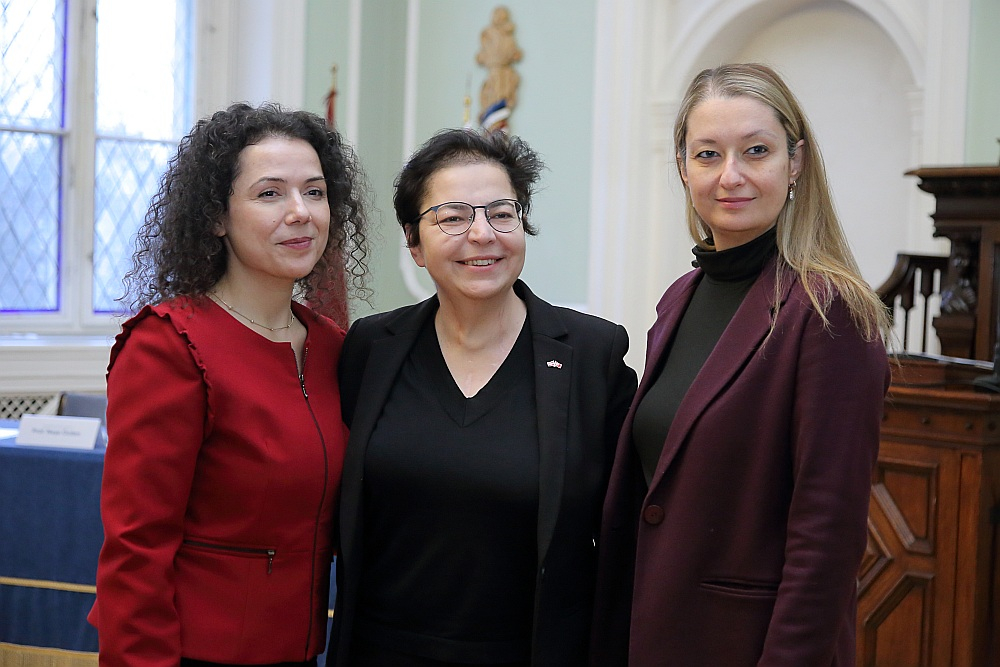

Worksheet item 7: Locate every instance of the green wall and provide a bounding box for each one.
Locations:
[306,1,412,318]
[966,0,1000,164]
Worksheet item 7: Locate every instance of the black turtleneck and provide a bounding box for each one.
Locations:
[632,226,777,485]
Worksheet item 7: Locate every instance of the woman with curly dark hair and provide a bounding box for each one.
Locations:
[89,102,370,667]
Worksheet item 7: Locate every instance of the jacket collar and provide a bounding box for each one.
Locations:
[643,255,793,491]
[378,279,570,338]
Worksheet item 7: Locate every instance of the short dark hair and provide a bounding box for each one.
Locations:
[123,101,371,313]
[393,128,545,247]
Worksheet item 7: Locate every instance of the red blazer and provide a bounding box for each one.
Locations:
[591,260,889,666]
[90,297,347,667]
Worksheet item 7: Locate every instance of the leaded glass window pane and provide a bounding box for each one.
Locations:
[0,0,65,313]
[0,132,61,311]
[92,0,193,313]
[92,138,174,312]
[95,0,192,139]
[0,0,64,129]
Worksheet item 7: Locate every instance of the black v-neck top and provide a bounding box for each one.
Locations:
[357,314,539,663]
[632,227,777,485]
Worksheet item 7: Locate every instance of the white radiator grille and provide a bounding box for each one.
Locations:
[0,394,59,420]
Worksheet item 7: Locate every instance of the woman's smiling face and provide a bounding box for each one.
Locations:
[217,136,330,287]
[408,161,526,307]
[680,95,802,250]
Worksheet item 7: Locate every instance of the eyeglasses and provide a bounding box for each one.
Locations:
[416,199,523,236]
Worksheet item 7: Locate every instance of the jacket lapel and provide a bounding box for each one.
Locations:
[638,271,700,402]
[646,259,792,492]
[340,297,437,561]
[516,282,571,567]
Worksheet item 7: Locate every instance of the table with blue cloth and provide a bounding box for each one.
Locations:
[0,420,338,666]
[0,420,102,666]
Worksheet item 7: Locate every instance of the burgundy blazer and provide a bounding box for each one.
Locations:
[591,259,889,666]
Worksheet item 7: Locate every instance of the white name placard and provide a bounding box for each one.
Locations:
[16,414,102,450]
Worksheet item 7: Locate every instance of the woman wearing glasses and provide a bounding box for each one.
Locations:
[332,128,637,666]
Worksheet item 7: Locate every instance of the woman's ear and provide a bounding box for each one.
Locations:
[408,243,425,268]
[677,152,688,186]
[790,139,805,181]
[403,224,425,267]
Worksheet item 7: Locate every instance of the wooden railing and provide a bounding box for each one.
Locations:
[876,253,948,354]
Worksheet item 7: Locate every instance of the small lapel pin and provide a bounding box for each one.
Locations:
[546,360,563,369]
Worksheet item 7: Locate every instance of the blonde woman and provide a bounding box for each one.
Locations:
[591,63,890,667]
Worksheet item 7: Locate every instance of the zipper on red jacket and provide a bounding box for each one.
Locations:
[182,540,276,574]
[296,343,329,658]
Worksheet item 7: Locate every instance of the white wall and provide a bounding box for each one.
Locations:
[731,3,937,285]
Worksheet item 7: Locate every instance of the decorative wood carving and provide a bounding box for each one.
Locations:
[857,358,1000,666]
[906,166,1000,360]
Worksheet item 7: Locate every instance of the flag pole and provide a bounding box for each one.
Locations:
[324,64,338,128]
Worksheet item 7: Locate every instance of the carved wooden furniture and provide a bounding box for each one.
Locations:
[906,166,1000,361]
[858,357,1000,666]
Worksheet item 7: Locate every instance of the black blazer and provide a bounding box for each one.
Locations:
[333,280,636,665]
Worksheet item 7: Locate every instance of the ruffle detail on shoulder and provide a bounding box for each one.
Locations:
[109,296,216,432]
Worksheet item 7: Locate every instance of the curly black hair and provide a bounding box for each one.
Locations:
[393,128,545,247]
[122,101,371,314]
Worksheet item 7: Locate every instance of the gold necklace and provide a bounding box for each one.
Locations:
[212,292,294,332]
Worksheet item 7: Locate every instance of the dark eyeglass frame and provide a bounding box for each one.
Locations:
[415,198,524,236]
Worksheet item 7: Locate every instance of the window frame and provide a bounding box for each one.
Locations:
[0,0,307,392]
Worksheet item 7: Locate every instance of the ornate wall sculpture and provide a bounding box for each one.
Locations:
[476,6,522,132]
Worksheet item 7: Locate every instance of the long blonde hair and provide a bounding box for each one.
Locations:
[673,63,889,341]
